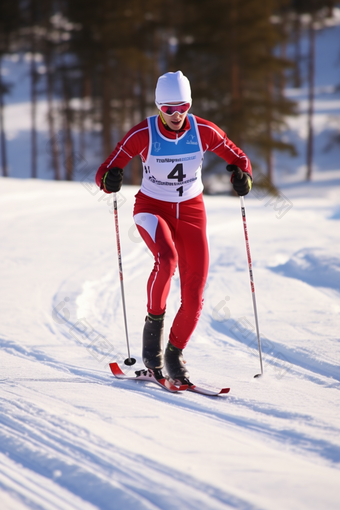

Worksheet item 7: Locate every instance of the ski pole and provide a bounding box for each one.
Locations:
[113,192,136,366]
[239,194,264,378]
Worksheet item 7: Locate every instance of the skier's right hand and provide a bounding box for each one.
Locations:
[227,165,252,196]
[101,167,123,192]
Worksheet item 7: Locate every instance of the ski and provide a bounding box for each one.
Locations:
[110,363,230,396]
[169,377,230,396]
[186,383,230,396]
[109,362,188,393]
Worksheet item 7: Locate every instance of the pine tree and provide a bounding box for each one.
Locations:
[290,0,336,180]
[174,0,297,183]
[0,0,20,177]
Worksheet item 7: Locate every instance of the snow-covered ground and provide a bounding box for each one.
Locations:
[1,11,340,510]
[1,172,340,510]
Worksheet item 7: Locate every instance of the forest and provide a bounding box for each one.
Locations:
[0,0,338,185]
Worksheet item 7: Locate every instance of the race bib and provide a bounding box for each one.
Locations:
[141,115,204,202]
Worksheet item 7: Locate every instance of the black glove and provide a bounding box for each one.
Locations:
[227,164,252,196]
[101,167,123,192]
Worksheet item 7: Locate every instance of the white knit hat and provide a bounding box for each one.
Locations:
[155,71,192,106]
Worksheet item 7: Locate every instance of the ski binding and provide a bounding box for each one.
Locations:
[109,362,188,393]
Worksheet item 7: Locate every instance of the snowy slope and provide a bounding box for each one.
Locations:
[1,175,340,510]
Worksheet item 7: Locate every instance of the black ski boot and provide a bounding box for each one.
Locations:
[142,314,165,371]
[164,341,190,382]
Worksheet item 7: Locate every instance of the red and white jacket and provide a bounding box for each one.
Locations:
[95,114,252,200]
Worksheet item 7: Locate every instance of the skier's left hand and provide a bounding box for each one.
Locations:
[101,167,123,193]
[227,165,252,196]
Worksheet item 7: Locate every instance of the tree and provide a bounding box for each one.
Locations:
[2,0,318,186]
[0,59,11,177]
[0,0,20,177]
[291,0,336,180]
[175,0,297,182]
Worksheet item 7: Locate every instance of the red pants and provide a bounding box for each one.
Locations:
[133,191,209,350]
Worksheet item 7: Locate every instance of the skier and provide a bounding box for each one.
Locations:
[96,71,252,383]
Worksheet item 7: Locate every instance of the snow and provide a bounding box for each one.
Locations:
[1,16,340,510]
[272,247,340,290]
[1,175,340,510]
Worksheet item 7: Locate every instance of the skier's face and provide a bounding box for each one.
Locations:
[159,102,190,131]
[162,110,188,130]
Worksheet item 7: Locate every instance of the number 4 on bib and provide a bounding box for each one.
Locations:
[167,164,186,182]
[168,164,186,197]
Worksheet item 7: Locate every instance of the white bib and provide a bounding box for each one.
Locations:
[141,114,204,202]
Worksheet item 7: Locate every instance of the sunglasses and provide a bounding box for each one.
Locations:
[158,102,191,116]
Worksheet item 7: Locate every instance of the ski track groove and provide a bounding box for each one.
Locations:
[3,343,339,470]
[0,390,258,510]
[5,234,340,474]
[108,376,340,464]
[3,232,340,486]
[50,242,150,360]
[2,175,340,508]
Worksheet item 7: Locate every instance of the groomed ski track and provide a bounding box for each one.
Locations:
[1,179,340,510]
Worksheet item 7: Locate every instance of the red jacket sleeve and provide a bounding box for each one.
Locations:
[195,116,252,178]
[95,119,149,189]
